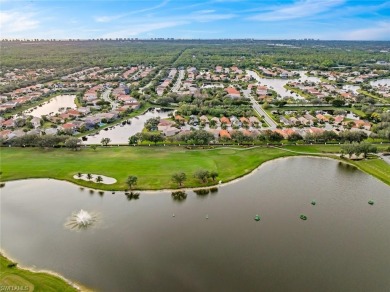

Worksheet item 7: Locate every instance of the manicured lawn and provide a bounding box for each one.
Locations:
[284,144,390,154]
[0,146,296,190]
[1,145,389,189]
[0,254,77,292]
[350,157,390,186]
[284,144,343,153]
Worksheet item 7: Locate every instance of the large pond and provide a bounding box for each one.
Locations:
[247,70,321,100]
[1,157,390,291]
[25,95,77,117]
[370,78,390,87]
[343,84,360,94]
[83,109,172,145]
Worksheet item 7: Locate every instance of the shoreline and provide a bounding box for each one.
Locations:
[2,153,387,193]
[0,251,86,291]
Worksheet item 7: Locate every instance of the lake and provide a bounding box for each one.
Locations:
[1,157,389,291]
[25,95,77,117]
[247,70,321,100]
[83,109,172,145]
[370,78,390,87]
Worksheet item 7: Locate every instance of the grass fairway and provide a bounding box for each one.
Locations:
[0,254,78,292]
[1,145,389,189]
[0,146,296,190]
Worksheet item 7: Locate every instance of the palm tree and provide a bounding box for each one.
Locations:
[171,172,186,187]
[209,171,218,181]
[77,172,82,178]
[96,176,103,183]
[127,176,138,190]
[87,173,92,180]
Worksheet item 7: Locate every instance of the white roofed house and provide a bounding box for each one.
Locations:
[199,115,210,124]
[210,117,221,127]
[30,117,42,128]
[162,127,180,137]
[249,116,260,126]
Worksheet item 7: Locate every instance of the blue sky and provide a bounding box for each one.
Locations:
[1,0,389,40]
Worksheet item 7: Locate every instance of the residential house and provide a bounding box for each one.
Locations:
[225,87,240,98]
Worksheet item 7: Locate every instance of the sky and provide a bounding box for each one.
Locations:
[0,0,390,40]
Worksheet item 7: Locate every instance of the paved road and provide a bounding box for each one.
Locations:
[101,89,119,110]
[242,89,277,129]
[171,69,185,92]
[379,153,390,165]
[139,69,162,94]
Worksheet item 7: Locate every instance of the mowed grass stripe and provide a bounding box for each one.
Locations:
[0,147,294,190]
[1,146,389,189]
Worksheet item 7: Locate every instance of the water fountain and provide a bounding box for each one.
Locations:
[65,209,97,230]
[75,209,93,226]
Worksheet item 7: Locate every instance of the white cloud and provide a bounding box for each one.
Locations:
[190,10,236,22]
[344,22,390,40]
[249,0,345,21]
[0,10,39,35]
[94,0,170,23]
[94,14,126,23]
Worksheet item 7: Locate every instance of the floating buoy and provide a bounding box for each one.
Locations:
[206,215,209,219]
[254,214,260,221]
[172,213,175,217]
[300,214,308,220]
[311,200,316,206]
[368,200,374,205]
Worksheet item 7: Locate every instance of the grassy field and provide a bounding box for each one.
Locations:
[1,145,389,189]
[0,146,297,190]
[349,158,390,186]
[0,254,78,292]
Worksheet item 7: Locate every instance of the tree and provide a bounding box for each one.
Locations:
[144,117,160,131]
[87,173,92,180]
[341,143,357,158]
[64,137,81,151]
[194,169,210,183]
[231,131,245,144]
[77,172,82,178]
[332,99,345,107]
[171,172,187,187]
[90,145,97,151]
[145,132,164,145]
[129,135,139,145]
[358,142,377,158]
[127,175,138,190]
[287,132,303,142]
[101,137,111,146]
[209,171,218,181]
[96,176,103,183]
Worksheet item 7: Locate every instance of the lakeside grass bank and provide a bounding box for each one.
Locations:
[1,145,389,189]
[0,253,78,292]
